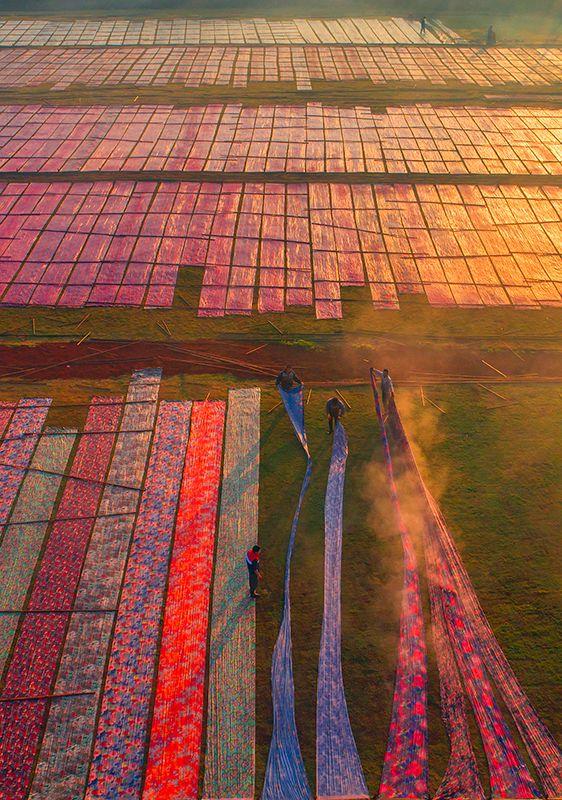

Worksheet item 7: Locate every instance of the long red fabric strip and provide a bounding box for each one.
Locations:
[369,371,429,800]
[0,397,122,800]
[143,400,225,800]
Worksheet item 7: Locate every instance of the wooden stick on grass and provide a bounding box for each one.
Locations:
[75,313,91,330]
[31,318,36,335]
[306,388,312,405]
[267,320,284,335]
[157,322,172,338]
[245,344,267,355]
[420,386,426,406]
[477,383,509,401]
[481,359,507,378]
[267,400,283,414]
[336,388,352,409]
[504,344,524,362]
[426,396,446,414]
[76,331,91,346]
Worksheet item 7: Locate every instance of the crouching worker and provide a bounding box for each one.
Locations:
[275,365,302,392]
[246,544,262,598]
[326,395,345,434]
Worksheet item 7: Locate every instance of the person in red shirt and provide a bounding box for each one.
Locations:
[246,545,262,598]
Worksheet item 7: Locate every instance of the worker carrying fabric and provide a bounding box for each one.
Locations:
[246,545,262,599]
[275,365,302,392]
[326,396,345,434]
[374,368,394,412]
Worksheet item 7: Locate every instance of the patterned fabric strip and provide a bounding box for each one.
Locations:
[261,385,313,800]
[86,401,191,800]
[144,400,225,800]
[0,398,51,530]
[369,371,429,800]
[0,402,16,443]
[316,421,368,799]
[0,397,122,800]
[29,369,161,800]
[203,388,260,800]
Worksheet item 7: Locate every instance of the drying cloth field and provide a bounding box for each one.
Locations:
[0,6,560,800]
[0,45,560,92]
[0,103,559,175]
[0,17,457,47]
[0,372,262,800]
[0,180,559,315]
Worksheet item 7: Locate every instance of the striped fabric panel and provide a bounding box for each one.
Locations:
[203,388,260,800]
[30,370,161,800]
[86,401,191,800]
[316,421,368,799]
[0,398,122,800]
[0,398,51,529]
[144,400,226,800]
[261,385,312,800]
[0,429,76,673]
[369,372,429,800]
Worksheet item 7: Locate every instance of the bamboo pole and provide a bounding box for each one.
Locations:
[335,388,352,409]
[306,389,312,405]
[420,386,426,406]
[76,331,91,346]
[477,383,509,401]
[267,320,284,335]
[426,396,446,414]
[245,344,267,355]
[267,400,282,414]
[481,359,507,378]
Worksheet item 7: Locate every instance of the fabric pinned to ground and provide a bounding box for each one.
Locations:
[0,429,75,675]
[369,371,429,800]
[261,384,313,800]
[0,396,123,800]
[317,420,369,799]
[0,398,51,529]
[30,369,161,800]
[203,388,260,800]
[86,400,191,800]
[145,399,225,800]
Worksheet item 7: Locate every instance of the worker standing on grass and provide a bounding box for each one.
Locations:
[246,545,262,599]
[420,16,427,35]
[375,368,395,413]
[275,365,302,391]
[486,25,496,47]
[326,396,345,434]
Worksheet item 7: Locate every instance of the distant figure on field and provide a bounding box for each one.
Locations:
[420,16,427,35]
[275,365,302,392]
[246,545,261,598]
[486,25,496,47]
[375,368,395,412]
[326,396,345,434]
